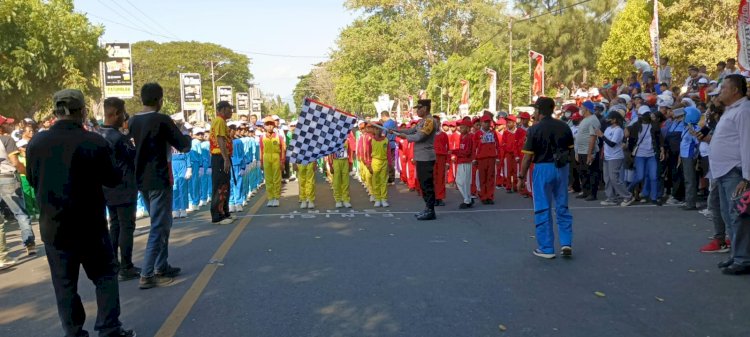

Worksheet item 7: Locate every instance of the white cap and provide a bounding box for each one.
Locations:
[184,123,193,130]
[657,94,674,108]
[708,87,721,96]
[710,80,718,85]
[272,114,280,120]
[698,78,708,84]
[681,97,696,107]
[617,94,631,103]
[193,127,205,134]
[637,105,652,116]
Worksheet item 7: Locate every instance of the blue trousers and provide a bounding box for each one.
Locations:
[137,193,147,214]
[241,164,250,198]
[172,159,188,211]
[230,165,244,206]
[628,156,658,201]
[188,164,201,207]
[201,169,212,202]
[532,163,573,254]
[140,189,173,277]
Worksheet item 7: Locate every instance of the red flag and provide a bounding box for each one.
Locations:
[529,51,544,97]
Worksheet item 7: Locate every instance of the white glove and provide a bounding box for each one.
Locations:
[239,169,246,176]
[185,167,193,180]
[245,164,251,172]
[207,168,212,175]
[199,167,205,177]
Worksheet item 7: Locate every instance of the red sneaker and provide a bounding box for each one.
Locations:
[700,239,730,253]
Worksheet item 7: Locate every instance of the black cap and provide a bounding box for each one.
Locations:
[216,101,234,111]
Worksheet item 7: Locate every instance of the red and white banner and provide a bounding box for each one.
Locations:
[529,50,544,98]
[650,0,661,81]
[459,79,470,115]
[485,68,497,112]
[738,0,750,71]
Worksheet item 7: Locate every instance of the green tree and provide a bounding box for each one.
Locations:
[293,62,336,108]
[0,0,105,118]
[125,41,254,120]
[660,0,739,83]
[261,95,293,121]
[516,0,619,86]
[596,0,651,81]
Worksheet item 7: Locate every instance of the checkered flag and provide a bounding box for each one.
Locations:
[287,98,356,164]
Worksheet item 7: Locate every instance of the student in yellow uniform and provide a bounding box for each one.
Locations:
[296,161,316,209]
[260,116,285,207]
[328,140,352,208]
[365,122,391,207]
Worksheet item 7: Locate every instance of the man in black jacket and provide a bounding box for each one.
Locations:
[27,89,135,337]
[100,97,140,281]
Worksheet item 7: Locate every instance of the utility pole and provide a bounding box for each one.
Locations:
[508,19,513,113]
[210,60,216,119]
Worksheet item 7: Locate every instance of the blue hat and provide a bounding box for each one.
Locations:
[684,107,701,124]
[582,100,595,112]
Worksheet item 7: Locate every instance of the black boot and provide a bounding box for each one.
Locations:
[416,209,436,220]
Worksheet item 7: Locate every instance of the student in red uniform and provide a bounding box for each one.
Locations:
[454,119,476,209]
[397,124,409,184]
[448,121,460,187]
[433,116,450,206]
[474,115,502,204]
[495,117,507,188]
[470,117,481,199]
[406,121,418,191]
[502,115,527,192]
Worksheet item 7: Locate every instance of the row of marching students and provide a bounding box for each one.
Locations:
[135,118,268,218]
[391,113,534,209]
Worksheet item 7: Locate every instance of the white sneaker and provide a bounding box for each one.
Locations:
[229,204,236,213]
[274,199,280,207]
[300,201,308,209]
[381,200,389,207]
[344,202,352,208]
[206,197,211,203]
[172,211,179,218]
[218,217,234,225]
[236,204,244,212]
[0,260,16,271]
[374,201,382,207]
[242,201,247,207]
[180,210,187,218]
[335,202,343,208]
[186,205,197,213]
[136,210,146,219]
[370,195,376,202]
[600,200,618,206]
[267,200,274,207]
[307,202,315,209]
[198,201,205,207]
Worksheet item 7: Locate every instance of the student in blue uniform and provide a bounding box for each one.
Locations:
[200,130,212,206]
[228,123,246,212]
[170,115,191,218]
[240,123,254,205]
[188,127,204,212]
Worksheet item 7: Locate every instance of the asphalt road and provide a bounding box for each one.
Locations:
[1,173,749,337]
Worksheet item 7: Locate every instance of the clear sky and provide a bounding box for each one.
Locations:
[73,0,358,106]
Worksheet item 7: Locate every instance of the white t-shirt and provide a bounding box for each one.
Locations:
[604,126,624,160]
[635,124,655,157]
[634,60,653,73]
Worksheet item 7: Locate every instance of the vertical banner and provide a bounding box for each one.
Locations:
[236,92,250,114]
[103,43,134,98]
[459,79,470,115]
[485,68,497,112]
[529,50,545,100]
[251,98,262,117]
[738,0,750,70]
[650,0,661,81]
[374,94,394,118]
[179,73,202,111]
[217,86,233,105]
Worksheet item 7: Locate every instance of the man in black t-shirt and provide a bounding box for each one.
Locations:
[128,83,191,289]
[518,97,575,259]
